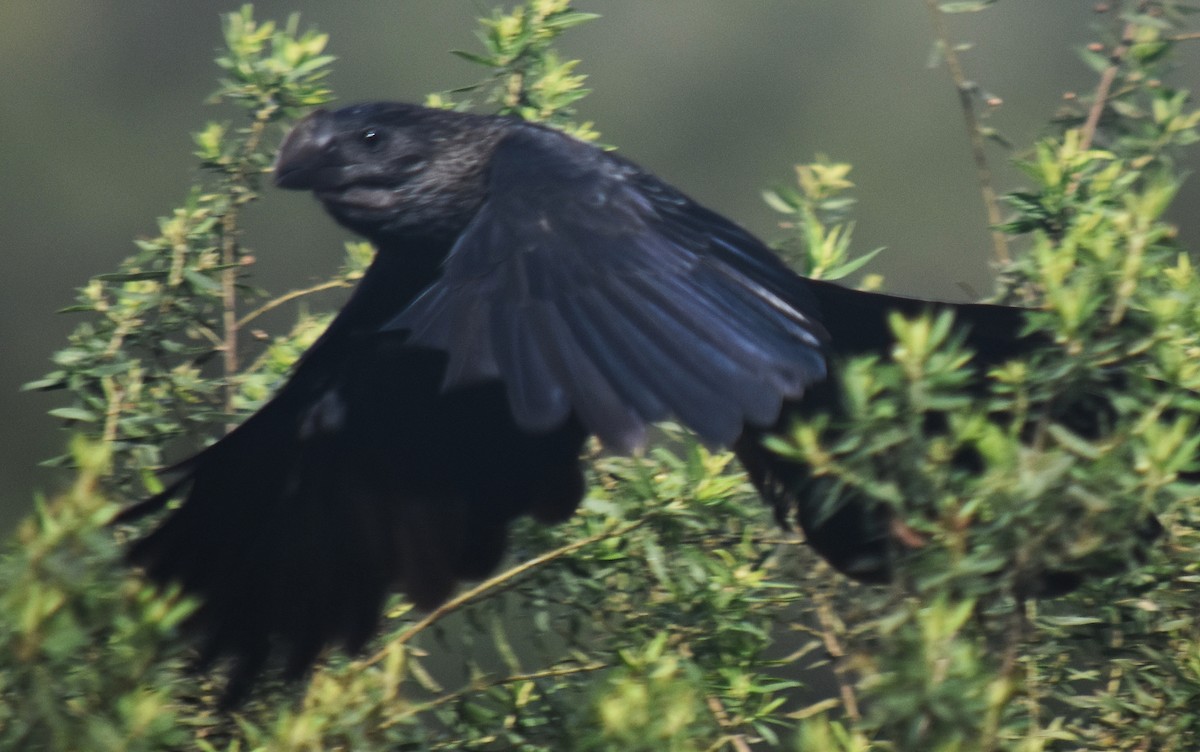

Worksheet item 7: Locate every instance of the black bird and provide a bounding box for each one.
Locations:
[118,103,1044,698]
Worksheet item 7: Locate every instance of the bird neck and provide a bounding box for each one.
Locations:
[326,236,450,338]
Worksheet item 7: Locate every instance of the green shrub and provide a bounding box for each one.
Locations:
[5,2,1200,750]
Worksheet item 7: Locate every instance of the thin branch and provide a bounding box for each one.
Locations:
[236,277,356,329]
[705,696,754,752]
[924,0,1011,265]
[100,376,126,446]
[415,660,607,713]
[812,579,861,723]
[219,105,276,422]
[1022,600,1043,741]
[360,518,649,667]
[1078,16,1141,152]
[219,228,240,421]
[99,317,136,445]
[981,600,1030,752]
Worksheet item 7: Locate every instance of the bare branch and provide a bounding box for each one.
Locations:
[1078,17,1140,152]
[219,105,277,423]
[360,517,650,667]
[924,0,1011,265]
[236,278,356,329]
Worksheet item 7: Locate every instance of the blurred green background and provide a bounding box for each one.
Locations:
[3,2,1198,529]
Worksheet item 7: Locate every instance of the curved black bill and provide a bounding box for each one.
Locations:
[273,109,336,190]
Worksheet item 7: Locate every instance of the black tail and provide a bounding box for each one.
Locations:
[804,278,1036,360]
[735,279,1159,593]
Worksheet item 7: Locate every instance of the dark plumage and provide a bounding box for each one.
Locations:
[116,103,1090,701]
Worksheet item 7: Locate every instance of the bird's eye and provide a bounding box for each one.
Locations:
[359,128,387,150]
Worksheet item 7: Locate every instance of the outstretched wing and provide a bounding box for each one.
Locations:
[118,249,591,705]
[387,124,829,452]
[119,120,830,704]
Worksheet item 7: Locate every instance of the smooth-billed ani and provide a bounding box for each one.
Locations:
[116,103,1111,701]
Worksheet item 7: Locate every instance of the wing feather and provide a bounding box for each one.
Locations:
[534,295,650,450]
[575,285,744,444]
[490,296,570,431]
[388,123,828,449]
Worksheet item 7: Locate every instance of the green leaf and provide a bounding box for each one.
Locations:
[47,407,99,422]
[1040,615,1104,627]
[825,246,885,280]
[22,374,66,391]
[761,189,797,215]
[451,49,498,67]
[939,0,996,12]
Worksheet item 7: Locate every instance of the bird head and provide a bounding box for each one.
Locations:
[274,103,507,244]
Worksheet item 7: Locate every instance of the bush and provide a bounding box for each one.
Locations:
[5,2,1200,750]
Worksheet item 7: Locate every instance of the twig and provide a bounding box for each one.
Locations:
[705,696,754,752]
[236,277,356,329]
[812,581,861,723]
[360,518,649,667]
[997,599,1027,683]
[981,600,1030,752]
[1022,600,1042,742]
[98,317,135,445]
[1078,15,1142,152]
[924,0,1011,266]
[219,223,240,421]
[383,661,609,751]
[100,376,125,446]
[219,105,276,423]
[414,660,607,713]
